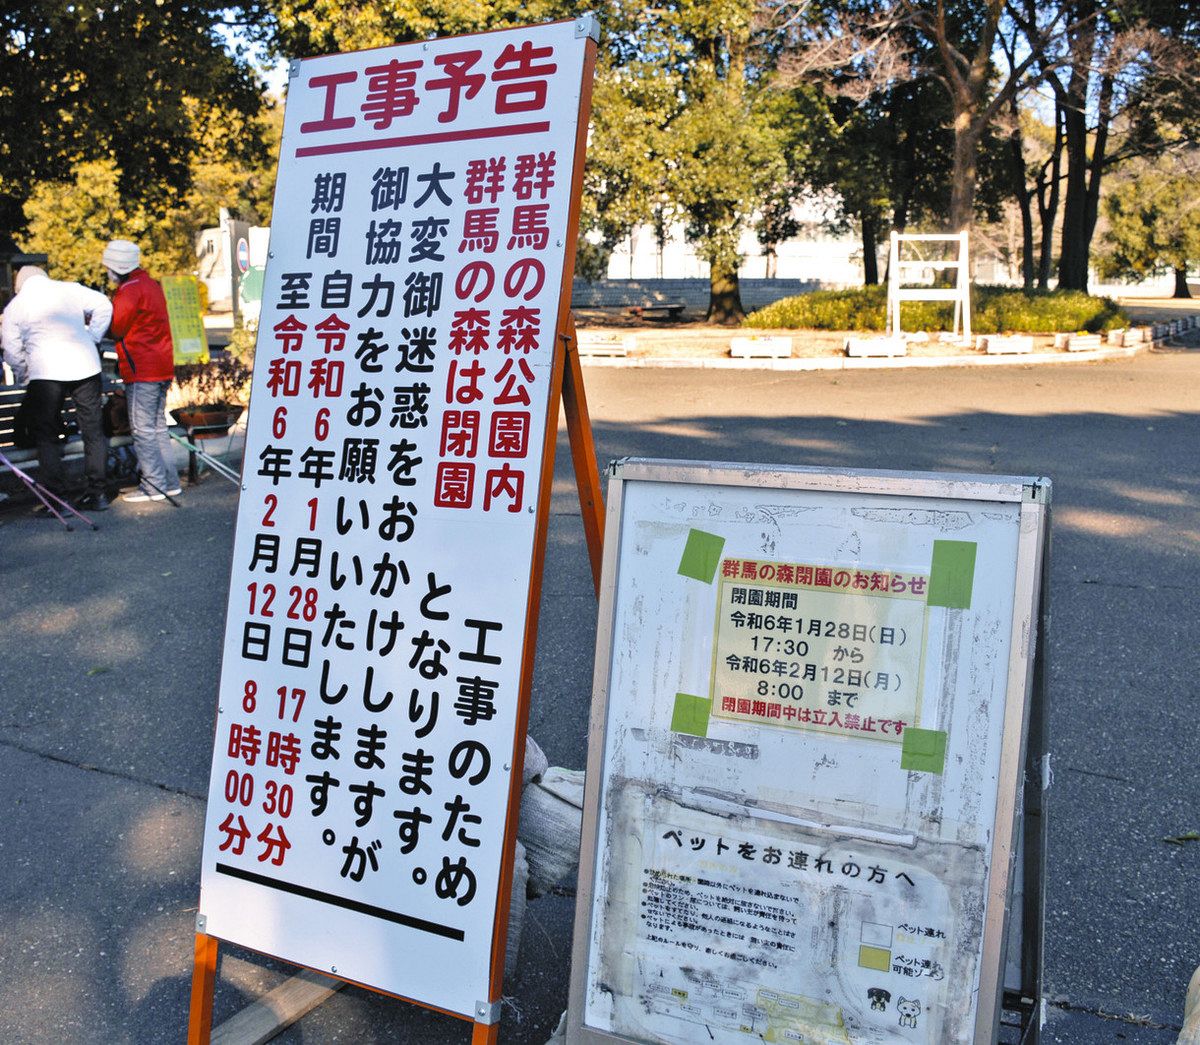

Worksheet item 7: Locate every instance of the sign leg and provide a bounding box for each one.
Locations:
[559,316,605,596]
[472,1020,500,1045]
[187,932,219,1045]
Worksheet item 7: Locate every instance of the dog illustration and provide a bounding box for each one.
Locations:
[867,987,891,1011]
[897,997,921,1028]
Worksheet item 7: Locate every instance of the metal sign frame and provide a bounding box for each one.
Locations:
[568,458,1049,1044]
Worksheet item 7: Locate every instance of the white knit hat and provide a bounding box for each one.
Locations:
[102,239,141,275]
[14,266,48,293]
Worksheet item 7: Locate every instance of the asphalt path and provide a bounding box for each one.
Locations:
[1,347,1197,1043]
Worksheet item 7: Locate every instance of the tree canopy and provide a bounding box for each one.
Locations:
[1097,155,1200,297]
[0,1,267,251]
[5,0,1200,312]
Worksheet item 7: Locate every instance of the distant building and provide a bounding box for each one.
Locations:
[197,209,269,324]
[606,222,869,286]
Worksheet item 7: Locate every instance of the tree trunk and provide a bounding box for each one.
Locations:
[890,84,916,234]
[1058,100,1090,291]
[706,259,745,324]
[1082,74,1113,254]
[947,112,984,233]
[1174,267,1192,299]
[1007,95,1035,291]
[1056,12,1097,292]
[862,213,879,285]
[1035,103,1063,291]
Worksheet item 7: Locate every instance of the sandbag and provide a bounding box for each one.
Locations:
[504,840,529,985]
[518,767,585,897]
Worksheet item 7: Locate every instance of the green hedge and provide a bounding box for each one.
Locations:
[744,284,1128,334]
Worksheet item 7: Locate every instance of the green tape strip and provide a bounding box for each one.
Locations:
[901,727,947,774]
[671,693,711,737]
[927,540,977,609]
[677,528,725,584]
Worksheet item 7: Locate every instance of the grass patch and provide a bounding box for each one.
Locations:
[745,284,1128,334]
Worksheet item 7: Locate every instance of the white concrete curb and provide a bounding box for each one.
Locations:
[580,341,1152,371]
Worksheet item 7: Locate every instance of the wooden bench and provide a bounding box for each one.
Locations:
[626,302,686,321]
[0,376,135,483]
[0,385,82,468]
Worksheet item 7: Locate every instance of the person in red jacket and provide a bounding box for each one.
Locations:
[102,239,182,502]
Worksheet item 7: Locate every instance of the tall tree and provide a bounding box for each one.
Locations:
[792,79,956,285]
[1013,0,1200,289]
[20,101,282,285]
[775,0,1052,236]
[253,0,576,55]
[662,72,794,321]
[595,0,798,322]
[0,2,266,247]
[1097,155,1200,297]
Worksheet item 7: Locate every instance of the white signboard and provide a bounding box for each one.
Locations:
[197,17,596,1019]
[569,460,1049,1044]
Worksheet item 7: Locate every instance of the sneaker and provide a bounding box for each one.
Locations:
[76,492,111,512]
[123,489,166,503]
[165,487,183,497]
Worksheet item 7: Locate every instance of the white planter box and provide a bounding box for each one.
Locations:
[730,335,792,359]
[982,335,1034,355]
[844,336,907,358]
[1125,327,1147,344]
[1067,333,1103,352]
[576,331,634,357]
[1053,332,1071,350]
[1106,329,1125,347]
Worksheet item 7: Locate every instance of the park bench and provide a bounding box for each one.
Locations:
[0,385,83,469]
[0,354,136,485]
[626,301,686,321]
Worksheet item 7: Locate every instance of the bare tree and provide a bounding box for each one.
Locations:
[773,0,1068,233]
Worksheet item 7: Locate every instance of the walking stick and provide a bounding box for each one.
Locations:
[0,449,98,531]
[137,471,182,507]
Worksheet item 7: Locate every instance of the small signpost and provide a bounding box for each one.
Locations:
[162,275,210,365]
[887,232,972,345]
[569,460,1049,1044]
[189,16,601,1044]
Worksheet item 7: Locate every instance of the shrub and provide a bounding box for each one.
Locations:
[172,347,254,409]
[745,285,1128,334]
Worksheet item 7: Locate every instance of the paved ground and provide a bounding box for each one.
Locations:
[1,346,1198,1043]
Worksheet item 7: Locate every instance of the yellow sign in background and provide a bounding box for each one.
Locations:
[162,275,209,364]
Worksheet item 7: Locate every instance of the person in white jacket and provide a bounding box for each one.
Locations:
[1,266,114,511]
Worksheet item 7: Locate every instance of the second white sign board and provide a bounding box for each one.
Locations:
[569,459,1049,1044]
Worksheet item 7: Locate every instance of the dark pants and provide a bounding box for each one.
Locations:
[26,375,107,496]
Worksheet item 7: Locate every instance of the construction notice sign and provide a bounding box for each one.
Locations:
[569,461,1050,1044]
[197,17,596,1018]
